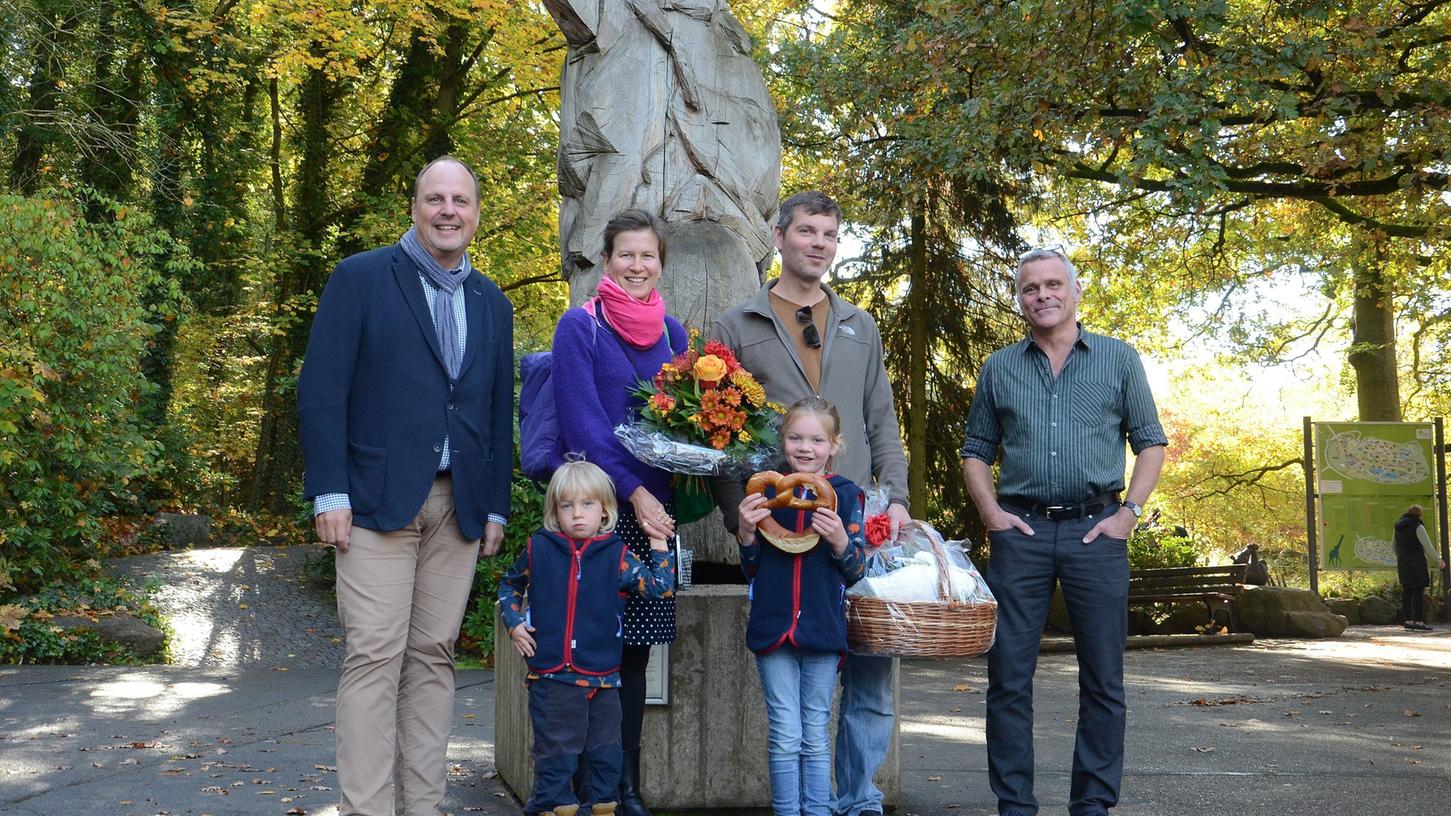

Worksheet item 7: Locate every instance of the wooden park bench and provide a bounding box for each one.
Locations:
[1127,564,1250,631]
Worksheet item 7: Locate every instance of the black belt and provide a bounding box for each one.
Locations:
[1001,493,1120,521]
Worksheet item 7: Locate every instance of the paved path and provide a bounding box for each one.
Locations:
[108,546,344,668]
[2,547,1446,815]
[4,629,1449,815]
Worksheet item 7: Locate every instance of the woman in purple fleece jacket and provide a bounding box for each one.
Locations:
[550,208,687,816]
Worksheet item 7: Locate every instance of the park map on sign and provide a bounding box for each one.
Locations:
[1321,430,1430,485]
[1315,422,1439,572]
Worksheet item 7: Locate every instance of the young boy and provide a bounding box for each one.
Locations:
[498,461,675,816]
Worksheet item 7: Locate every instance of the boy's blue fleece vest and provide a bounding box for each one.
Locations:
[746,473,865,655]
[525,530,628,676]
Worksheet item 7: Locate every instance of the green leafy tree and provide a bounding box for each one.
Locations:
[0,193,186,593]
[815,0,1448,420]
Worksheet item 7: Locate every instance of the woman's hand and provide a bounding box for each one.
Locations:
[509,622,536,658]
[630,486,675,539]
[737,492,770,546]
[811,507,849,553]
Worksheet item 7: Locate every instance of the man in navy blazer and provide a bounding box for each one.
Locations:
[299,155,514,816]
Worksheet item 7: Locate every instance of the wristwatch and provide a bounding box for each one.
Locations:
[1123,500,1143,518]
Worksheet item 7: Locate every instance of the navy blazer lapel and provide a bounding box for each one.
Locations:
[458,273,488,377]
[392,249,449,374]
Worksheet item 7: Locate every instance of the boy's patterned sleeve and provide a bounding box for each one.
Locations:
[619,548,676,599]
[497,550,531,631]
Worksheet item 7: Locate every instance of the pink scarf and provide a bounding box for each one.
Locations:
[591,275,667,349]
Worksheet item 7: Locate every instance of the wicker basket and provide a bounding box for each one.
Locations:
[845,530,997,658]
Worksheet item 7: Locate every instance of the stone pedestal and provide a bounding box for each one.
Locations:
[493,585,900,810]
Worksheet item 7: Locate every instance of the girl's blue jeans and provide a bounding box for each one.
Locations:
[756,645,838,816]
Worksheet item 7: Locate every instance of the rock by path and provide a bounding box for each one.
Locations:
[108,545,344,669]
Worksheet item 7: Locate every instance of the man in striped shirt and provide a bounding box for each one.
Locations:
[960,246,1167,816]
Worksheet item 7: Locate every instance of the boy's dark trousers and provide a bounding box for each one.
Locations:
[525,679,623,812]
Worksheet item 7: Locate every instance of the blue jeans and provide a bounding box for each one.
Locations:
[756,646,838,816]
[985,507,1128,816]
[833,653,894,815]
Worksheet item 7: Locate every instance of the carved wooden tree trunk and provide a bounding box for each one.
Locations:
[543,0,780,328]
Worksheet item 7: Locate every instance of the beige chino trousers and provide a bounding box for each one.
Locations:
[335,475,480,816]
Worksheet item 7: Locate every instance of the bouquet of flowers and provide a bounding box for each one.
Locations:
[614,331,784,521]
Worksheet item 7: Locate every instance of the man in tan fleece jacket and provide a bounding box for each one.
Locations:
[712,189,908,816]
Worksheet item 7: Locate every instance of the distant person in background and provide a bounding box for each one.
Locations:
[1394,505,1445,631]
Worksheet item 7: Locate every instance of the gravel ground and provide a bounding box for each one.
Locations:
[108,545,345,669]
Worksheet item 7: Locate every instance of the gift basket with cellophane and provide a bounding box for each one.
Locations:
[845,488,997,657]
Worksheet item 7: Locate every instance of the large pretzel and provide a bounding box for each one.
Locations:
[745,471,837,553]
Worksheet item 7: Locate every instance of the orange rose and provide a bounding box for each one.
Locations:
[693,354,728,386]
[650,392,676,413]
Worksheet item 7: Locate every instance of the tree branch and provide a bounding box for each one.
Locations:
[1187,458,1303,501]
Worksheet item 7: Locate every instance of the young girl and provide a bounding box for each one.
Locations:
[498,461,675,816]
[737,398,868,816]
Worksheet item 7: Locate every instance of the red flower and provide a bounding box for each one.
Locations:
[865,513,892,547]
[703,340,741,373]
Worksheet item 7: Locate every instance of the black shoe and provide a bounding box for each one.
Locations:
[1410,622,1434,631]
[617,748,651,816]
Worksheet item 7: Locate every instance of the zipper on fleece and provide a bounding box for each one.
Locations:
[561,540,588,670]
[784,552,803,647]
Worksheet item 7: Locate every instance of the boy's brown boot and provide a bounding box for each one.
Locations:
[591,804,618,815]
[550,806,580,816]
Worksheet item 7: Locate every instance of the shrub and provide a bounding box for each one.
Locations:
[0,193,186,595]
[0,576,165,664]
[460,474,546,661]
[1128,524,1201,570]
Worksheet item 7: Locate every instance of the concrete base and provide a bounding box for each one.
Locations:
[494,585,901,810]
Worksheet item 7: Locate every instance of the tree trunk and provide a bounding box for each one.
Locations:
[9,13,78,193]
[1348,249,1401,421]
[250,61,339,513]
[138,8,193,436]
[80,0,144,215]
[907,208,928,517]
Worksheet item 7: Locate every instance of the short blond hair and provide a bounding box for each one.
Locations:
[542,461,618,534]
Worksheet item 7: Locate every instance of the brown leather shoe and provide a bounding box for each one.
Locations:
[591,804,619,815]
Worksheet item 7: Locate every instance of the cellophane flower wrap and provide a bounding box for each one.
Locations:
[614,329,783,478]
